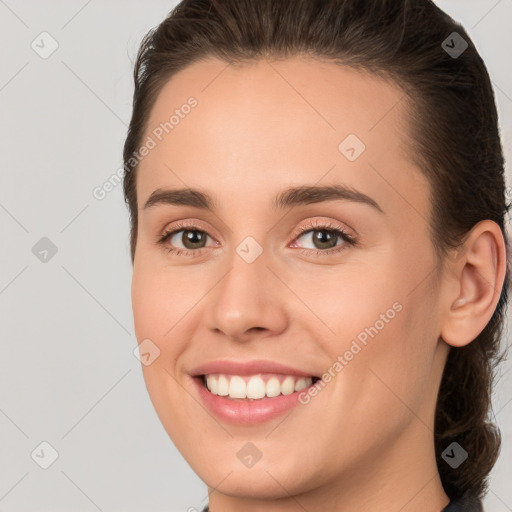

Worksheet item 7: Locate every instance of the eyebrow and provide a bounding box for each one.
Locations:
[143,184,384,214]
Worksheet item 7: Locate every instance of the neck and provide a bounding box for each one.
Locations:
[207,420,450,512]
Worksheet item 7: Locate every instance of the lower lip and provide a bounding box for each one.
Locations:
[192,376,315,425]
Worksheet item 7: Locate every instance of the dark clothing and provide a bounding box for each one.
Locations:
[442,493,484,511]
[201,494,483,511]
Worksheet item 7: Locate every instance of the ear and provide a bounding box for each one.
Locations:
[440,220,508,348]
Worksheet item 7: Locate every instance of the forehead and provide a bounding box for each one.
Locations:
[143,55,410,151]
[137,55,428,223]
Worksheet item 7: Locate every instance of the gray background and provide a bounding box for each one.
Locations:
[0,1,510,511]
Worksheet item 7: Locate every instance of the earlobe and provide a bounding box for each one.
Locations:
[440,220,507,348]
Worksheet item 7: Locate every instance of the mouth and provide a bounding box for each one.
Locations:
[190,366,323,424]
[196,373,322,401]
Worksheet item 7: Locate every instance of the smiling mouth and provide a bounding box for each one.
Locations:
[198,373,321,400]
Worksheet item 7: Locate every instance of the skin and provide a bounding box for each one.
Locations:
[130,55,506,512]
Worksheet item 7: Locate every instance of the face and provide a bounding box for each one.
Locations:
[131,56,450,500]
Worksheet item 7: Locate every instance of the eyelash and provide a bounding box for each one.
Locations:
[156,220,357,257]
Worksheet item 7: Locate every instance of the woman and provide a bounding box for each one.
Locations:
[123,1,509,510]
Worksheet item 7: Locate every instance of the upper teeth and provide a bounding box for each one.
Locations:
[205,374,313,400]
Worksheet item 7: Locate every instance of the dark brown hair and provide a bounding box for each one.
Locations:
[123,0,510,502]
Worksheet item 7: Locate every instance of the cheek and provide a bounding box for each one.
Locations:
[307,262,402,349]
[131,269,166,341]
[312,252,437,399]
[131,263,191,343]
[131,262,207,391]
[130,266,193,433]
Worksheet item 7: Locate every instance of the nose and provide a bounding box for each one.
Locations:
[203,249,289,343]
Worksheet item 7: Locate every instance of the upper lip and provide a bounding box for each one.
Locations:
[189,359,319,378]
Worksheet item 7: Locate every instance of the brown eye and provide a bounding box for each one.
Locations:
[179,230,208,250]
[308,229,339,250]
[293,227,354,252]
[158,226,216,254]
